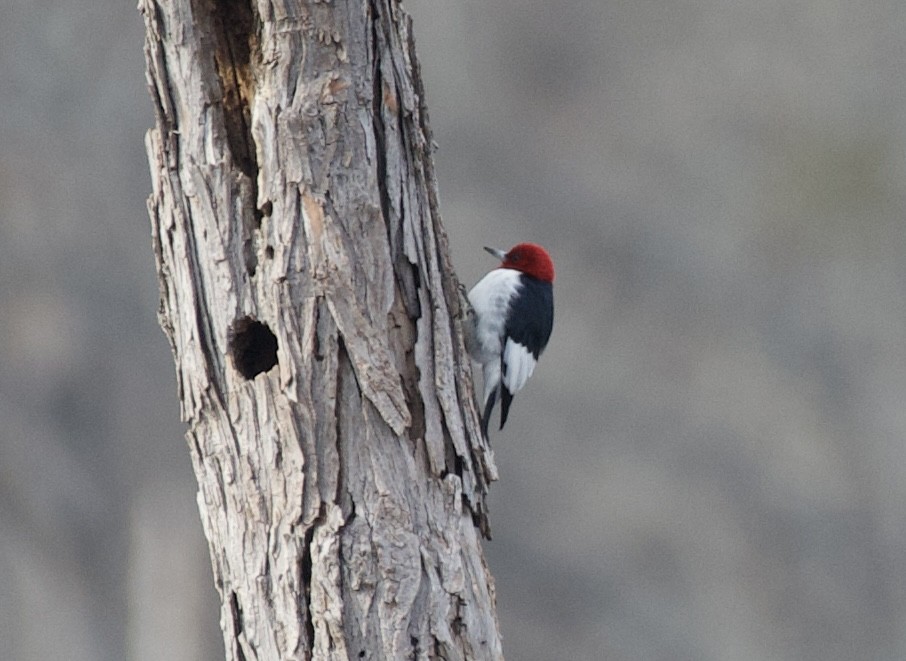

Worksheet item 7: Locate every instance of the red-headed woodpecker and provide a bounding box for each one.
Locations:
[466,243,555,438]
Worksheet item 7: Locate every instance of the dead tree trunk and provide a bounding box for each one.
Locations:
[140,0,501,658]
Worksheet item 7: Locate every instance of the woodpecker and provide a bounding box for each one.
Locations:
[466,243,555,438]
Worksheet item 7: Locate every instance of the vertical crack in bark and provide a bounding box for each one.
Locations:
[300,522,317,655]
[401,333,427,444]
[195,0,262,278]
[334,336,348,508]
[201,0,259,178]
[370,5,393,241]
[229,591,248,661]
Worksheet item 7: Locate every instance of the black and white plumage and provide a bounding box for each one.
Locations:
[466,243,555,438]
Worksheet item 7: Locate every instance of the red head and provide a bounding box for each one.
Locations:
[485,243,555,283]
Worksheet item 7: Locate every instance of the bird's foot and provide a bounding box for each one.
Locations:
[454,280,474,321]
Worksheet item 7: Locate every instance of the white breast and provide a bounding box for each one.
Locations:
[467,268,522,364]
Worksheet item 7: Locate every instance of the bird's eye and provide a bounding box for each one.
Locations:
[510,254,521,262]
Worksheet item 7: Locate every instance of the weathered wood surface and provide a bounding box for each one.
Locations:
[140,0,501,658]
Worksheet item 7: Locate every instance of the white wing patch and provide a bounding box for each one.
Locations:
[502,339,537,395]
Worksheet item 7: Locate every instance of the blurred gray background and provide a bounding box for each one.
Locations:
[3,1,906,659]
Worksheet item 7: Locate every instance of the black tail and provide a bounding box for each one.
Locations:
[481,388,497,440]
[500,386,514,430]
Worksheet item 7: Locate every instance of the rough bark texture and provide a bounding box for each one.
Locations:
[140,0,501,658]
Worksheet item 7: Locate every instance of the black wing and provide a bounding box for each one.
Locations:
[499,277,554,429]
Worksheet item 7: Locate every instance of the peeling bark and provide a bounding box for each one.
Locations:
[140,0,502,658]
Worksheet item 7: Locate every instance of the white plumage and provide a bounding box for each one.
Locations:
[467,269,521,361]
[467,269,522,405]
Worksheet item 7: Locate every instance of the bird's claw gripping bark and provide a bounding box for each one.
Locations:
[455,280,474,322]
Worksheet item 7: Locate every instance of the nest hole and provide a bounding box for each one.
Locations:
[228,316,278,379]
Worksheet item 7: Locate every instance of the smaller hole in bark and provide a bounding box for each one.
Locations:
[228,316,278,379]
[253,202,270,229]
[265,245,274,259]
[244,240,258,277]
